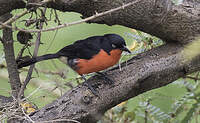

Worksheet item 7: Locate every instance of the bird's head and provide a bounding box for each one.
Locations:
[104,34,131,53]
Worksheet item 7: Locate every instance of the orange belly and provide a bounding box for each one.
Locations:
[76,49,122,75]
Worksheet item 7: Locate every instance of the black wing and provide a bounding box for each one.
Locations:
[57,36,102,59]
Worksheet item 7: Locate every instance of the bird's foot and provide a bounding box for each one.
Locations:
[81,75,98,96]
[96,72,114,85]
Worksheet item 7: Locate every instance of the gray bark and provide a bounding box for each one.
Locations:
[25,42,200,123]
[1,13,21,98]
[0,0,199,123]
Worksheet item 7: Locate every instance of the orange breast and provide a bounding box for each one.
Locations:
[76,49,122,75]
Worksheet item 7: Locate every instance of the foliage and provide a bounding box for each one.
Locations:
[183,37,200,62]
[0,3,199,122]
[100,73,200,123]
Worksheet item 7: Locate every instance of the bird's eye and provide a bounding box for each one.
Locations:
[112,44,116,48]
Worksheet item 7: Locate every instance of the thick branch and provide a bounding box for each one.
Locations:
[1,0,199,43]
[1,13,21,98]
[0,95,13,105]
[47,0,200,43]
[23,42,200,123]
[0,0,25,16]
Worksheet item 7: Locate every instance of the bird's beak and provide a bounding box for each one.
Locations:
[121,45,131,53]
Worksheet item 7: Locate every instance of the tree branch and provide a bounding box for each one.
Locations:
[0,10,29,29]
[0,0,141,33]
[0,0,199,43]
[0,0,26,16]
[46,0,200,43]
[1,13,21,99]
[18,8,47,99]
[22,42,200,123]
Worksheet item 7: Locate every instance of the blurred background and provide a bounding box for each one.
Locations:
[1,0,200,122]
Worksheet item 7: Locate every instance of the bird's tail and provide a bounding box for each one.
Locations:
[17,53,60,69]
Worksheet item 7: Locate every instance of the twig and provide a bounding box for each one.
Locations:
[28,0,53,6]
[18,8,47,99]
[44,28,58,53]
[0,0,141,33]
[145,100,151,123]
[21,107,35,123]
[186,75,200,80]
[54,9,61,25]
[37,118,81,123]
[22,85,42,101]
[16,44,30,60]
[0,10,29,29]
[0,0,53,30]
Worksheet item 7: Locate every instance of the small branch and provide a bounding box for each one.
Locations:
[16,44,30,60]
[27,0,53,6]
[22,85,42,101]
[18,8,47,99]
[186,75,200,80]
[53,9,61,25]
[0,0,53,30]
[37,119,80,123]
[0,0,141,33]
[0,10,29,29]
[21,107,35,123]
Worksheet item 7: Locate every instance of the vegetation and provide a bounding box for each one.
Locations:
[0,0,199,122]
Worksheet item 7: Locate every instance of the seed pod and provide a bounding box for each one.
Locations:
[17,31,33,44]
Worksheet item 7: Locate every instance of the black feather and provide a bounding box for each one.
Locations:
[17,54,59,68]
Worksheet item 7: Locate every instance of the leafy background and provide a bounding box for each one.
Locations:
[1,0,200,122]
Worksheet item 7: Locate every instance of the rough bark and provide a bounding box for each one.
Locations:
[0,0,199,123]
[47,0,200,43]
[24,42,200,123]
[1,13,21,98]
[1,13,23,123]
[0,0,25,16]
[0,95,13,105]
[0,0,199,43]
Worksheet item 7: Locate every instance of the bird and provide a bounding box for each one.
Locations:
[17,34,131,95]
